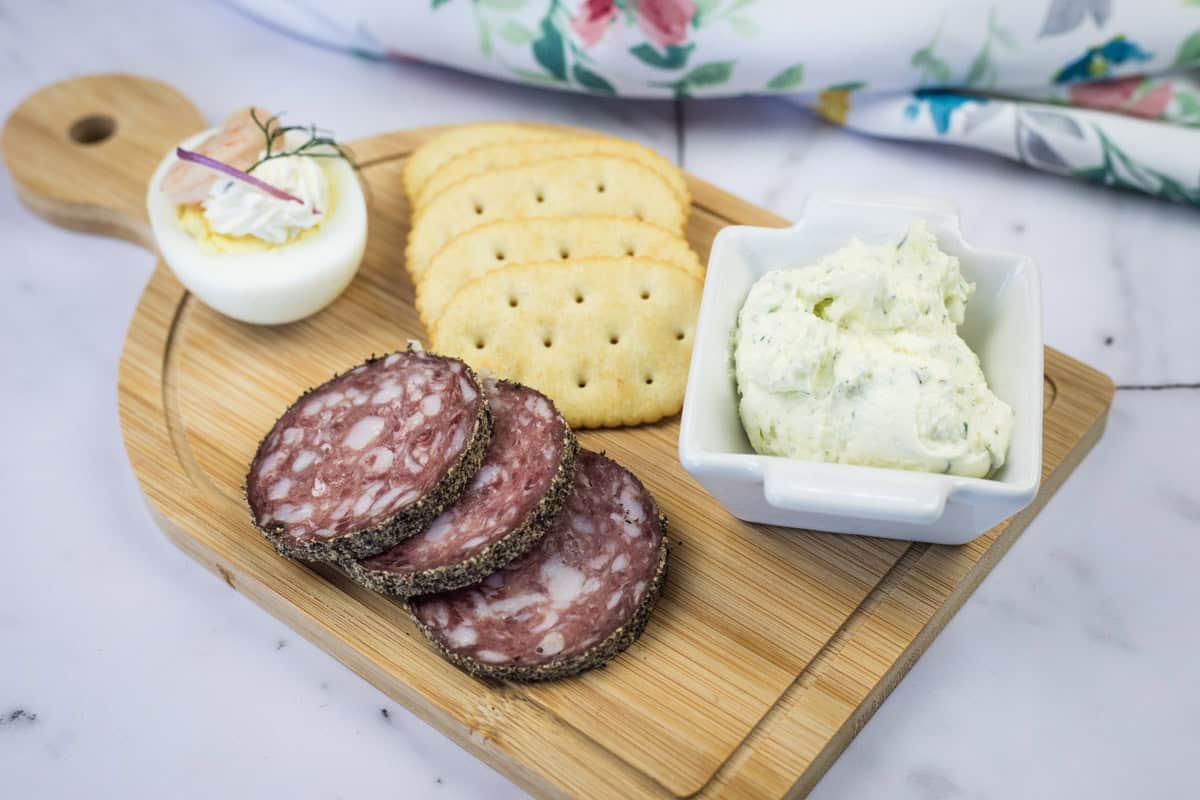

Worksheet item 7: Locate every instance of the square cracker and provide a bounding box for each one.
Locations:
[430,257,702,428]
[402,122,564,200]
[406,155,687,280]
[417,138,689,210]
[416,216,702,328]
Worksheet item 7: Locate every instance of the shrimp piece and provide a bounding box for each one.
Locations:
[161,106,275,205]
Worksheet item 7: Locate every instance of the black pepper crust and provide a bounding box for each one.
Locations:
[341,383,579,597]
[245,347,493,563]
[408,511,670,683]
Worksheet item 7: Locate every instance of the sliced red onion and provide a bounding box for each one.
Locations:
[175,147,304,205]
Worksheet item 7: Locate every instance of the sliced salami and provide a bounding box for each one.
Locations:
[246,348,492,562]
[345,381,577,597]
[410,450,668,681]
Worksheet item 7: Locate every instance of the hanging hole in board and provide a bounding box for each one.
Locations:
[508,296,519,308]
[675,331,685,341]
[577,378,588,388]
[473,203,484,215]
[596,182,606,193]
[640,289,650,300]
[474,339,485,349]
[644,376,654,385]
[560,247,570,259]
[624,246,635,256]
[69,114,116,145]
[609,335,619,345]
[574,293,584,304]
[495,251,505,261]
[543,337,552,348]
[535,191,545,203]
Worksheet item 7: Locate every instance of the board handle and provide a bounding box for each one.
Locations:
[2,73,204,249]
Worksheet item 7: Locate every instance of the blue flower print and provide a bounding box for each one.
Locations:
[1053,36,1153,83]
[905,89,988,135]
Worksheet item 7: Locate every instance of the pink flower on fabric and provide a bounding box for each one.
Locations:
[572,0,618,48]
[634,0,696,48]
[1069,76,1173,119]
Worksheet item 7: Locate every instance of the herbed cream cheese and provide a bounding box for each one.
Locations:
[733,222,1013,478]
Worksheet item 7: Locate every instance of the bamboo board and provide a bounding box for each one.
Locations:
[3,74,1114,800]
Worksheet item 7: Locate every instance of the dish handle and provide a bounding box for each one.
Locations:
[762,462,951,524]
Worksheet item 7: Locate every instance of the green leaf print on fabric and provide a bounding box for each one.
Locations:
[965,49,990,86]
[507,66,567,86]
[497,19,538,45]
[1175,32,1200,67]
[766,63,805,91]
[478,0,527,9]
[693,0,720,25]
[431,0,452,8]
[694,0,756,31]
[964,6,1018,88]
[1175,93,1200,125]
[630,43,696,70]
[1074,125,1200,206]
[651,60,736,96]
[727,15,758,37]
[682,60,735,87]
[572,63,617,94]
[478,13,494,56]
[532,13,567,81]
[911,18,954,87]
[912,46,952,84]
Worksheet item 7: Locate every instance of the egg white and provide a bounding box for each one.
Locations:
[147,129,367,325]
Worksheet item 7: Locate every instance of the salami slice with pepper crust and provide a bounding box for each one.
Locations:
[409,450,668,681]
[245,348,492,562]
[345,380,577,597]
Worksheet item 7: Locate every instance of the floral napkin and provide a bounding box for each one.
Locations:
[228,0,1200,206]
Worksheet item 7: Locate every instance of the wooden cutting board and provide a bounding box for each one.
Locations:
[3,74,1114,800]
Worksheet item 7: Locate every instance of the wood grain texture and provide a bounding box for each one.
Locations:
[3,75,1115,800]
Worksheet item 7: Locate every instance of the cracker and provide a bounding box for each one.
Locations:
[406,155,687,281]
[417,138,688,210]
[416,216,703,328]
[431,257,702,428]
[403,123,565,200]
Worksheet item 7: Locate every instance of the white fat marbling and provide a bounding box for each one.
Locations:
[0,3,1196,799]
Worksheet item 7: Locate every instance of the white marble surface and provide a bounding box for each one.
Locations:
[1,2,1197,798]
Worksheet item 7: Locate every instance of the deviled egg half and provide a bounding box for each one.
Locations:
[147,107,367,324]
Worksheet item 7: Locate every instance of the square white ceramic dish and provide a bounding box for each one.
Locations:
[679,192,1043,545]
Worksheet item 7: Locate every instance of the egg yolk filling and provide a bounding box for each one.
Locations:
[175,158,337,254]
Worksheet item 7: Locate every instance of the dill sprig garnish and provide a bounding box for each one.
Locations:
[246,109,351,173]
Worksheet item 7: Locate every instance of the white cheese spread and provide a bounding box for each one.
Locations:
[733,222,1013,478]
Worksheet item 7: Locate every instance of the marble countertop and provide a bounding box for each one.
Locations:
[2,3,1197,798]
